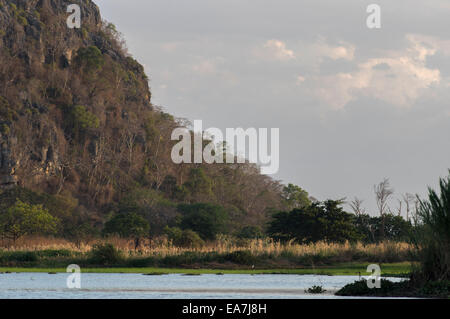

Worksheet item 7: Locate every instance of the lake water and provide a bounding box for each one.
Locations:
[0,273,405,299]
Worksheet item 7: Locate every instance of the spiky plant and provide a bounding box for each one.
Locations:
[413,171,450,282]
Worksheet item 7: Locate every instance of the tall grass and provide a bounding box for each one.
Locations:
[1,235,414,264]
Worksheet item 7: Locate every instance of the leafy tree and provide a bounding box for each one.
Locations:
[282,184,311,210]
[103,213,150,249]
[354,213,413,243]
[75,46,104,72]
[71,105,100,130]
[320,200,360,243]
[183,168,213,201]
[267,200,359,243]
[0,200,59,243]
[178,203,228,240]
[116,187,178,236]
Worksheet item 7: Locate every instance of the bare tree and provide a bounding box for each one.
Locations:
[402,193,417,222]
[394,198,403,217]
[349,197,366,216]
[374,178,394,240]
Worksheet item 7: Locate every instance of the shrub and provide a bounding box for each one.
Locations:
[225,250,257,265]
[305,285,326,294]
[89,243,123,265]
[0,251,38,263]
[237,226,263,239]
[75,46,104,72]
[71,105,100,130]
[165,227,204,248]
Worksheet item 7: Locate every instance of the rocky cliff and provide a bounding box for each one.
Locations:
[0,0,284,232]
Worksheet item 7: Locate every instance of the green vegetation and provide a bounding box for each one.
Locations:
[268,199,413,244]
[89,243,124,266]
[0,262,412,276]
[164,227,205,248]
[282,184,311,210]
[338,172,450,298]
[268,200,361,243]
[413,172,450,282]
[336,279,450,298]
[0,241,414,271]
[178,203,228,241]
[74,46,105,73]
[305,286,327,294]
[103,213,150,249]
[0,200,58,243]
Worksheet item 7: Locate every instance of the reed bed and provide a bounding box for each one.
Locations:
[1,236,414,263]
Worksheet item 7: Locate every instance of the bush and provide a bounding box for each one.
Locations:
[0,251,38,263]
[165,227,204,248]
[305,286,326,294]
[75,46,104,72]
[89,243,123,265]
[336,279,408,297]
[237,226,263,239]
[35,249,72,258]
[225,250,257,265]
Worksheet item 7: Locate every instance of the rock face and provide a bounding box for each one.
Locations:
[0,136,18,189]
[0,0,153,199]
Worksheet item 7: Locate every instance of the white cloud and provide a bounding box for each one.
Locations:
[311,38,355,61]
[311,34,442,109]
[257,39,295,61]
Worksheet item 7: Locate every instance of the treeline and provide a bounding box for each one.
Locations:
[268,200,413,244]
[0,184,414,249]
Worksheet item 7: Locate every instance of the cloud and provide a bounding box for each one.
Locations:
[311,38,355,61]
[161,42,181,53]
[296,75,306,85]
[257,40,295,61]
[310,34,443,109]
[190,57,228,75]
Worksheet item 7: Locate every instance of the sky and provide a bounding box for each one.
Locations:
[95,0,450,214]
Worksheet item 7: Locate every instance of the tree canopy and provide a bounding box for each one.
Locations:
[0,200,59,242]
[178,203,228,240]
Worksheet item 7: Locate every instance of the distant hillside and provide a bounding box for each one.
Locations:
[0,0,289,237]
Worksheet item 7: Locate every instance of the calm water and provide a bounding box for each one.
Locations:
[0,273,405,299]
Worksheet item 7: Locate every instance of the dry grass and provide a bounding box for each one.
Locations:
[1,236,414,261]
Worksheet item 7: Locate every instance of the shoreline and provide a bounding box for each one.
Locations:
[0,262,412,276]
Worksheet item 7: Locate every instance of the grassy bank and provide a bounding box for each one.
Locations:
[0,243,415,271]
[0,262,412,276]
[0,238,414,268]
[336,279,450,298]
